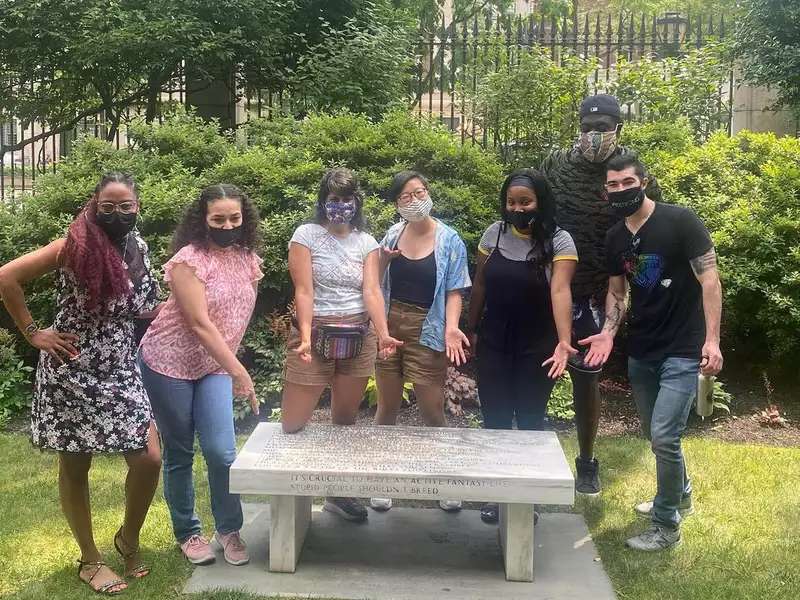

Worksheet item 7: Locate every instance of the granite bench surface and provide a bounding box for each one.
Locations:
[231,423,574,505]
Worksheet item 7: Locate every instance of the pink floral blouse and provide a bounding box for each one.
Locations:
[140,244,263,380]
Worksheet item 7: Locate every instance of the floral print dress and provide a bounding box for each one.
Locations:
[31,233,160,453]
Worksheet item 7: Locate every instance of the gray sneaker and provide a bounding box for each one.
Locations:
[634,497,694,520]
[370,497,392,511]
[625,525,681,551]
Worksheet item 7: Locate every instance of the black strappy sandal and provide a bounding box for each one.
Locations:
[114,528,151,579]
[77,560,127,595]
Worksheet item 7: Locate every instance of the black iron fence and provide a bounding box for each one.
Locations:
[0,11,733,199]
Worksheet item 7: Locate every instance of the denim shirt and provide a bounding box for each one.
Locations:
[380,218,472,352]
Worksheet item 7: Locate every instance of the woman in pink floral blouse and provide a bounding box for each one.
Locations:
[139,184,261,567]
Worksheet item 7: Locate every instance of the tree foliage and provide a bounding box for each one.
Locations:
[602,0,743,15]
[734,0,800,117]
[0,0,417,152]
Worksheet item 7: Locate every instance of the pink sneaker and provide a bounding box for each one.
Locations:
[213,531,250,566]
[180,534,215,565]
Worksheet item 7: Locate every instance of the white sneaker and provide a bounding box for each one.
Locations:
[438,499,462,512]
[370,497,393,511]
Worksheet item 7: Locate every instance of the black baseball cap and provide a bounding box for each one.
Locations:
[579,94,621,120]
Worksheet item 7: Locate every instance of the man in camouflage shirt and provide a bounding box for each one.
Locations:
[540,94,660,496]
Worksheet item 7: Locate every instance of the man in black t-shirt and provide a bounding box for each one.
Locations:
[579,154,723,552]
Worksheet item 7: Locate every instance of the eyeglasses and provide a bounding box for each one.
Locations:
[97,201,137,215]
[397,188,428,203]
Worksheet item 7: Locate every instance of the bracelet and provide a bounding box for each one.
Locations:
[22,321,39,338]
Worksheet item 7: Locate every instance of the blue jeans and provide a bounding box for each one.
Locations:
[628,356,698,530]
[138,354,242,542]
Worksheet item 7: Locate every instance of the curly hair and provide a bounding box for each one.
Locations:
[498,168,558,274]
[172,184,261,254]
[314,167,366,230]
[61,172,137,310]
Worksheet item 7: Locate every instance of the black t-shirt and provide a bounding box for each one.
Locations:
[605,202,712,361]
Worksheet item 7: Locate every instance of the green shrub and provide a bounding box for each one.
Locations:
[127,109,231,176]
[654,130,800,369]
[610,45,731,142]
[547,372,575,421]
[0,328,34,424]
[0,110,504,417]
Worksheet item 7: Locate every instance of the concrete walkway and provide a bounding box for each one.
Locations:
[185,503,617,600]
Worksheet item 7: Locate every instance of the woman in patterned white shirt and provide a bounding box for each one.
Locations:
[281,167,401,523]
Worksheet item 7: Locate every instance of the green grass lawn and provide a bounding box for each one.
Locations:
[1,431,798,600]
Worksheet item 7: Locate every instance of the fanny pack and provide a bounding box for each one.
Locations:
[310,320,369,360]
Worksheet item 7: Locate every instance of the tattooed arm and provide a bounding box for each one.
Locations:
[690,248,723,375]
[601,275,629,337]
[578,275,628,368]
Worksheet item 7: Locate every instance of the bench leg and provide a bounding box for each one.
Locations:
[269,495,312,573]
[498,502,535,582]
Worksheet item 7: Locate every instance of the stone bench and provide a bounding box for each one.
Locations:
[230,423,574,582]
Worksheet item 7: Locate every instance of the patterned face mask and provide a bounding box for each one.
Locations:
[324,200,356,224]
[577,128,619,163]
[397,196,433,222]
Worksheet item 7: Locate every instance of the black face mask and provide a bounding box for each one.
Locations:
[208,225,242,248]
[508,210,537,230]
[608,186,645,218]
[97,211,137,240]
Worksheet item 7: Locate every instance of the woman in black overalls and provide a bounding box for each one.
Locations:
[467,169,577,523]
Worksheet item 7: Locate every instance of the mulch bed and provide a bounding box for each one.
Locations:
[301,373,800,448]
[4,374,797,447]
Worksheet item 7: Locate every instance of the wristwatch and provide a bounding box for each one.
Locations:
[22,321,39,338]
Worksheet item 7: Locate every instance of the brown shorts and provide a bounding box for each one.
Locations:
[283,315,377,386]
[375,301,447,387]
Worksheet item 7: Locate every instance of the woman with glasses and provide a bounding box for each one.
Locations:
[0,173,161,595]
[369,170,471,514]
[281,167,401,523]
[466,168,577,524]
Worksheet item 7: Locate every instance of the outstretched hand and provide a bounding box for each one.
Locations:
[542,341,578,379]
[379,246,402,269]
[378,334,404,359]
[578,330,614,369]
[232,369,259,416]
[446,327,470,366]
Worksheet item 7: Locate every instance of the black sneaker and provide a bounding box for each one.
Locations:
[481,503,539,526]
[575,457,601,496]
[323,497,368,522]
[480,503,498,523]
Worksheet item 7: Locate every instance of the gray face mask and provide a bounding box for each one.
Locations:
[398,196,433,222]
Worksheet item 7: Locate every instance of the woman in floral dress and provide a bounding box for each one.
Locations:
[0,172,162,595]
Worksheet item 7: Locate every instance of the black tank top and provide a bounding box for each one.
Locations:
[390,252,436,309]
[480,226,557,354]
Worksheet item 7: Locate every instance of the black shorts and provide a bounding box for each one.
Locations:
[568,296,605,374]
